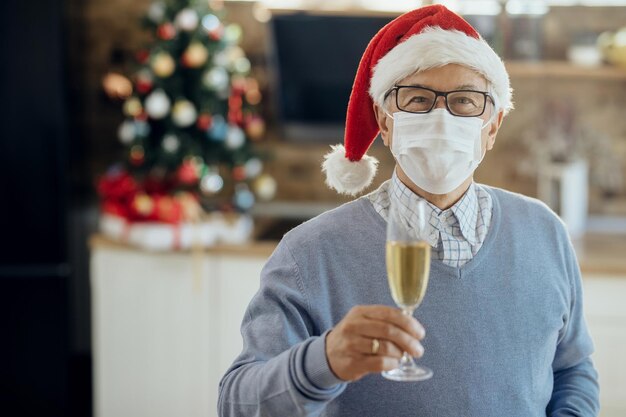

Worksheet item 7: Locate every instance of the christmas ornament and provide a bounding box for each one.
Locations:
[200,172,224,195]
[224,46,245,70]
[225,125,245,150]
[132,193,155,217]
[245,115,265,141]
[196,113,212,131]
[134,120,150,137]
[130,145,145,166]
[97,166,137,202]
[152,52,175,77]
[177,158,202,185]
[135,49,150,64]
[212,50,229,68]
[253,174,277,201]
[230,74,248,92]
[201,14,223,39]
[172,99,197,127]
[202,67,229,91]
[228,93,244,125]
[175,192,201,221]
[147,2,166,23]
[162,134,180,153]
[123,97,143,118]
[157,22,177,41]
[175,8,199,32]
[135,111,149,122]
[223,24,243,45]
[102,72,133,100]
[234,184,255,211]
[201,14,220,32]
[233,57,251,74]
[207,115,227,141]
[135,70,153,95]
[145,89,171,119]
[232,166,247,182]
[245,87,262,106]
[244,158,263,179]
[118,120,136,144]
[182,42,208,68]
[154,195,183,223]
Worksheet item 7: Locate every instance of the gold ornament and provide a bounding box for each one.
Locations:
[123,97,143,117]
[152,52,176,77]
[133,193,154,216]
[102,72,133,100]
[183,42,209,68]
[253,174,277,201]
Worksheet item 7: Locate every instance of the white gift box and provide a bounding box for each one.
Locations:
[99,212,254,251]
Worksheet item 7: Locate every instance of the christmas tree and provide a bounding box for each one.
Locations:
[99,0,276,230]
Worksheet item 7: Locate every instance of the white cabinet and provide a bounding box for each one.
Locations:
[90,239,266,417]
[91,237,626,417]
[582,276,626,417]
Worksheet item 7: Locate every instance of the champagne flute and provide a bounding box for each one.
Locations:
[382,197,433,382]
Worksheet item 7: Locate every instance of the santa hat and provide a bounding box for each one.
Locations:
[322,4,513,196]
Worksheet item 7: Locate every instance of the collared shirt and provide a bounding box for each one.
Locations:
[367,172,493,268]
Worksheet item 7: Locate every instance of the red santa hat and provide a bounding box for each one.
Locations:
[322,4,513,195]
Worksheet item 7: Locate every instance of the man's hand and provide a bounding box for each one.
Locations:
[325,305,425,382]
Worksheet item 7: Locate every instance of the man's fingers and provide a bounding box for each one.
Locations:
[349,336,404,359]
[350,319,423,357]
[361,305,425,340]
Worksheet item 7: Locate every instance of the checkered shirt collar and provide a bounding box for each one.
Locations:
[390,172,479,246]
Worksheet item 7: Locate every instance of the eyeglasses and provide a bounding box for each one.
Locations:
[383,85,493,117]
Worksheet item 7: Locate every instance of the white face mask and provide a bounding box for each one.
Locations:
[389,108,491,195]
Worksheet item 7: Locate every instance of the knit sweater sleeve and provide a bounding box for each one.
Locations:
[546,232,600,417]
[217,237,347,417]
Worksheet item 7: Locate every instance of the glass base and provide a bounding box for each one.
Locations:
[382,365,433,382]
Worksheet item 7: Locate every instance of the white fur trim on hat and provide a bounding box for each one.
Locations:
[322,144,379,196]
[369,26,513,114]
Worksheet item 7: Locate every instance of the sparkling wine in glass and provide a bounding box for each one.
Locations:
[382,197,433,382]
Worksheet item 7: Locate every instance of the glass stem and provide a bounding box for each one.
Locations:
[400,307,416,368]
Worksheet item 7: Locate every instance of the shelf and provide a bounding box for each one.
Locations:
[506,60,626,80]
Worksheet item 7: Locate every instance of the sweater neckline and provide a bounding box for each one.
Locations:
[358,184,502,277]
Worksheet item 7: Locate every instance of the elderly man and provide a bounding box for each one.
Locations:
[219,5,599,416]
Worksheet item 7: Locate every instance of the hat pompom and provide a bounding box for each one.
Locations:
[322,144,379,196]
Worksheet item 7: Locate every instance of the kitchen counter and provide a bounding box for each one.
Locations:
[572,233,626,276]
[90,232,626,277]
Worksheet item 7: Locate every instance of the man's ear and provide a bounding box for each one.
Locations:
[486,109,504,151]
[373,102,391,147]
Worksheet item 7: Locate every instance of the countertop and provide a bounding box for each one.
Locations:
[90,233,626,277]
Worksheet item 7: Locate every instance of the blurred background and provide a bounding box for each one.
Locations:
[1,0,626,416]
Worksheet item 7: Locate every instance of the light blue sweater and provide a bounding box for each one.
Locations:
[218,186,599,416]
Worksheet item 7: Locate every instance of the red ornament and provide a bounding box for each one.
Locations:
[177,160,200,185]
[97,169,137,202]
[136,77,153,95]
[157,23,177,40]
[228,94,244,125]
[134,111,149,122]
[154,195,183,224]
[196,113,213,131]
[232,165,247,182]
[129,145,145,166]
[136,49,150,64]
[208,25,224,41]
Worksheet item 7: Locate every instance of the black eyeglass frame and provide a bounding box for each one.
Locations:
[383,85,494,117]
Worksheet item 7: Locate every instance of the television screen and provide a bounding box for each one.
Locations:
[269,13,393,141]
